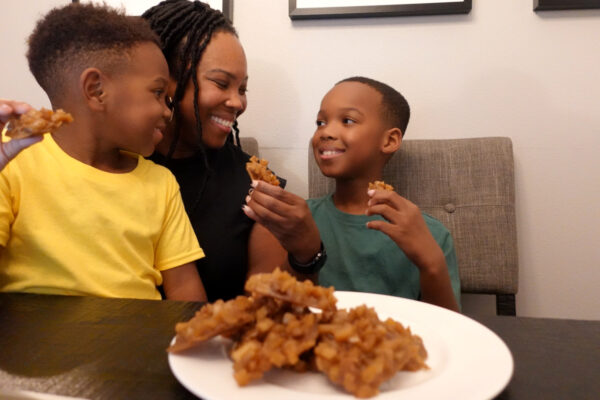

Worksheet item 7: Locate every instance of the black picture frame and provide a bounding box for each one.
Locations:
[534,0,600,10]
[289,0,471,20]
[71,0,233,21]
[222,0,233,22]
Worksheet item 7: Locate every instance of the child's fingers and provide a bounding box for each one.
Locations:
[0,103,11,119]
[366,219,395,236]
[0,100,32,123]
[0,136,43,169]
[367,189,404,210]
[366,203,402,225]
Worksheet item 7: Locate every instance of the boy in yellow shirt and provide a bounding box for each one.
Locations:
[0,3,206,301]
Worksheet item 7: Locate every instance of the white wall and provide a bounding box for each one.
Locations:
[233,0,600,320]
[2,1,599,320]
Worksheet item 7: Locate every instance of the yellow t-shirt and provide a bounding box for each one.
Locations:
[0,135,204,299]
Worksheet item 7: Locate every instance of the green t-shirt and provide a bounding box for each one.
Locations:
[307,194,461,305]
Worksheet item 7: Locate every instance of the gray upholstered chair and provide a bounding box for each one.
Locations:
[239,137,259,157]
[308,137,519,316]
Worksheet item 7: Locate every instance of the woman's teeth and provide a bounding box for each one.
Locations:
[211,116,234,128]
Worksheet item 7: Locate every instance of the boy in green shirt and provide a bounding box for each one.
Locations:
[308,77,460,311]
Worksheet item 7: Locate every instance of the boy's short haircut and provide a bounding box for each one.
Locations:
[338,76,410,136]
[27,3,161,103]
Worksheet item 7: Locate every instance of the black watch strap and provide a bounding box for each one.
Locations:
[288,242,327,274]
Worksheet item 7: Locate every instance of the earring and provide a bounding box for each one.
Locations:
[166,96,174,122]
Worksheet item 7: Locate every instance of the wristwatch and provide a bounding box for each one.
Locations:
[288,242,327,274]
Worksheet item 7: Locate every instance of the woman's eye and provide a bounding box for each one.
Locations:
[213,80,227,89]
[153,89,165,99]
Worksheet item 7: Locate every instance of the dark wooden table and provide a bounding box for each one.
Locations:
[0,293,598,399]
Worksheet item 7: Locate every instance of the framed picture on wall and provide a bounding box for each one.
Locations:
[71,0,233,20]
[289,0,472,20]
[534,0,600,10]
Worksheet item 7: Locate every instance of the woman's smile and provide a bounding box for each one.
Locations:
[210,115,234,132]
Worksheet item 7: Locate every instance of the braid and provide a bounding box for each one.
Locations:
[142,0,239,168]
[232,120,240,148]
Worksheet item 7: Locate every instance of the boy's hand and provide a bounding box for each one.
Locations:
[366,188,460,311]
[243,180,322,264]
[0,99,42,170]
[365,189,443,272]
[0,99,32,126]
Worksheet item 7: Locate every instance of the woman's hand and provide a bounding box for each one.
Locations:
[243,180,321,263]
[0,99,42,170]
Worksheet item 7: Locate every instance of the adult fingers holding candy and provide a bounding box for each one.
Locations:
[243,179,322,265]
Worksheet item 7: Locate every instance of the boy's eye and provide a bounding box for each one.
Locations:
[316,120,325,127]
[342,118,356,125]
[239,87,248,95]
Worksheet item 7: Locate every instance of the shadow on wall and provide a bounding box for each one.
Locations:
[534,8,600,20]
[289,11,473,30]
[239,57,313,197]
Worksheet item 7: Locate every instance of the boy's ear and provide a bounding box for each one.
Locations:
[381,127,402,155]
[80,68,107,111]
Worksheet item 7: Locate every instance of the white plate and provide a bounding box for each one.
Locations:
[169,291,513,400]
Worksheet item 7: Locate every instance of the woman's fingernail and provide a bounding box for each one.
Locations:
[251,180,258,188]
[367,189,375,196]
[242,204,255,217]
[245,195,251,203]
[248,188,254,195]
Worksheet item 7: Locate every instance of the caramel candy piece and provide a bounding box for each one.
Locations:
[368,181,394,192]
[5,108,73,139]
[246,155,280,186]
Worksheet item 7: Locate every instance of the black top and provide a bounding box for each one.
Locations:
[151,143,255,302]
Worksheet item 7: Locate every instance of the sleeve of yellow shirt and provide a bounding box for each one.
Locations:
[0,167,15,247]
[154,176,205,272]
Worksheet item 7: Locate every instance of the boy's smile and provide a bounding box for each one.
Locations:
[319,147,345,160]
[312,81,391,180]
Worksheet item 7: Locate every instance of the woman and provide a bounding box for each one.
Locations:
[142,0,323,302]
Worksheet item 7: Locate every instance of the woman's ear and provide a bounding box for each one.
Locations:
[80,68,107,111]
[381,127,402,155]
[167,77,178,99]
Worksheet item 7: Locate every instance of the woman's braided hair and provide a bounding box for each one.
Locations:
[142,0,240,163]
